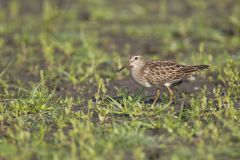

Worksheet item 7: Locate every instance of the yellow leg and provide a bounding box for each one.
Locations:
[166,86,173,102]
[152,88,160,107]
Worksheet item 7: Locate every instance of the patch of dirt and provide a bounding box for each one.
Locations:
[107,74,217,98]
[96,71,232,113]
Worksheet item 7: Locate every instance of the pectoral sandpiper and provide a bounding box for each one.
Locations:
[119,55,209,106]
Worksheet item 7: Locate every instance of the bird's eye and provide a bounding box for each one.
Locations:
[134,57,138,60]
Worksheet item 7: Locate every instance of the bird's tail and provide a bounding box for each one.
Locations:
[182,65,209,75]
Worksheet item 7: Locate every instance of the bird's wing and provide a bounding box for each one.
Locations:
[142,61,185,85]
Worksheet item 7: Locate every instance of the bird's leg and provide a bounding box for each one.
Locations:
[135,86,145,101]
[138,86,145,96]
[152,88,160,107]
[166,86,174,102]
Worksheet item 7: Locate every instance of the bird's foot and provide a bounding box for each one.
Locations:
[144,97,163,106]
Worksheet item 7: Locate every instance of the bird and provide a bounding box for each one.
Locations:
[118,55,209,106]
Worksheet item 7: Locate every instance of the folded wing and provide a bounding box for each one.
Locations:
[141,61,185,85]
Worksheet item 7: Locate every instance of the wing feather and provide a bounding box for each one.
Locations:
[141,61,185,85]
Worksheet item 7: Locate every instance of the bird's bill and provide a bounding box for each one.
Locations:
[118,65,127,72]
[118,63,131,72]
[118,59,133,72]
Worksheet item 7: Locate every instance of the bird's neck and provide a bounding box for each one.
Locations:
[131,61,145,73]
[130,61,147,87]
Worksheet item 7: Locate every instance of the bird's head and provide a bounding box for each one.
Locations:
[118,55,145,72]
[128,55,144,67]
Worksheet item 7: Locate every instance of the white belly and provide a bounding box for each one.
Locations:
[131,68,151,87]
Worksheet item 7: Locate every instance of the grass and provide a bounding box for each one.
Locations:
[0,0,240,159]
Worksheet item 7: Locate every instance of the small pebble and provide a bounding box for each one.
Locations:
[188,76,196,81]
[194,86,200,90]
